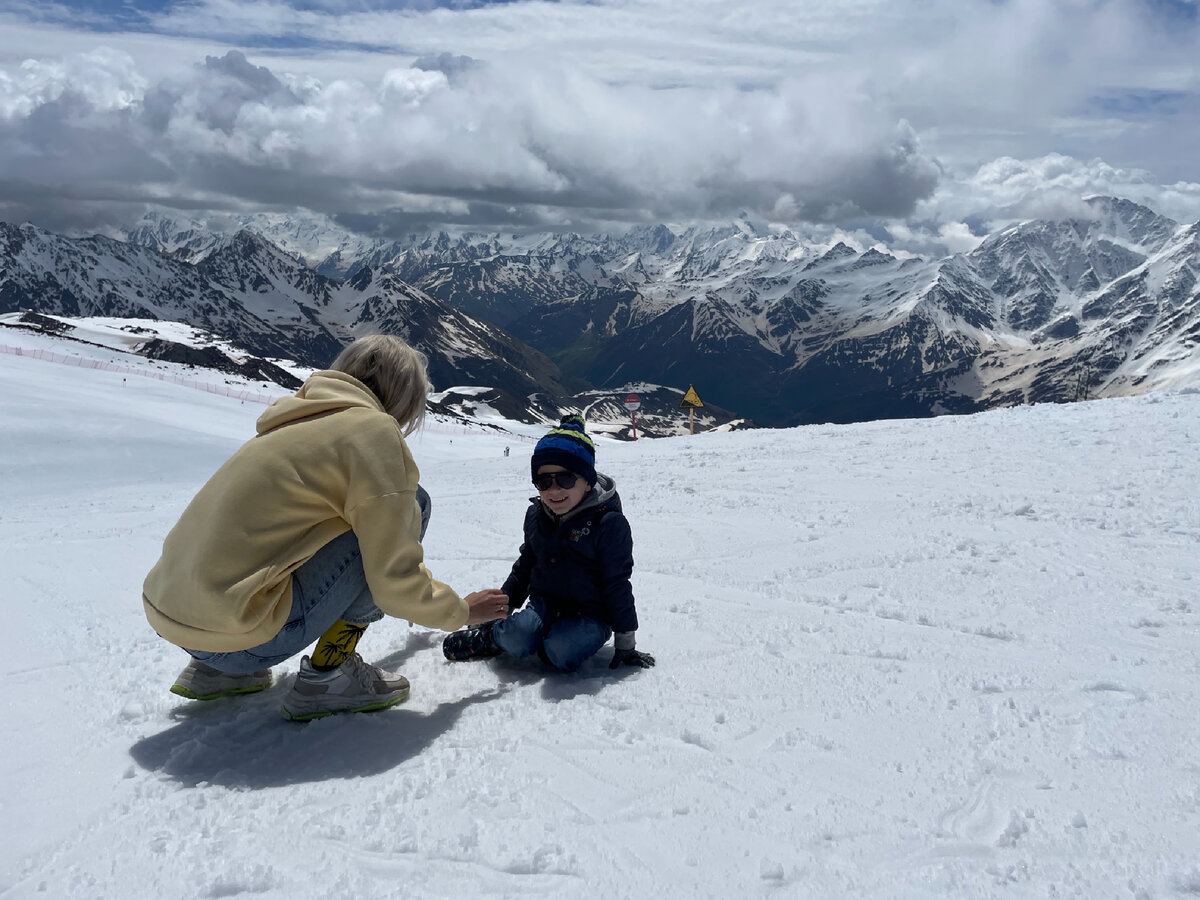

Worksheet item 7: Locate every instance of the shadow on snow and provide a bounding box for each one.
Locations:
[129,632,641,788]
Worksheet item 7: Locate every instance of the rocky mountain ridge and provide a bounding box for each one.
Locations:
[209,196,1194,426]
[0,221,579,405]
[4,197,1198,429]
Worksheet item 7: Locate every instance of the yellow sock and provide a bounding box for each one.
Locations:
[311,619,367,670]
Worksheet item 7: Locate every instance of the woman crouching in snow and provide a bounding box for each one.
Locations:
[142,334,508,720]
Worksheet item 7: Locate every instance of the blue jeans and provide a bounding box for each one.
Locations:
[188,486,431,674]
[493,596,612,672]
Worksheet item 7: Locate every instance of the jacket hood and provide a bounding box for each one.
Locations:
[256,370,384,435]
[589,472,618,510]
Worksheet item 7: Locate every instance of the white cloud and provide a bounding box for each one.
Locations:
[936,221,984,255]
[924,154,1200,229]
[0,0,1197,235]
[0,47,145,118]
[0,47,941,232]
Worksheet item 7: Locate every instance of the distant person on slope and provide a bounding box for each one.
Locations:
[442,415,655,671]
[141,334,509,721]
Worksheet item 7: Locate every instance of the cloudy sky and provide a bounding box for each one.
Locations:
[0,0,1198,250]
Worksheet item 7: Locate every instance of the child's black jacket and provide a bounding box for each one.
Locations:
[501,473,638,634]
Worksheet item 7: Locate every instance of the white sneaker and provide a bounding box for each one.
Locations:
[281,653,410,721]
[170,659,272,701]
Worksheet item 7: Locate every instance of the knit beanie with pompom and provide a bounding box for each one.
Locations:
[530,415,597,487]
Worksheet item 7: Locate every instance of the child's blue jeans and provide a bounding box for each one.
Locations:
[186,486,431,674]
[492,596,612,672]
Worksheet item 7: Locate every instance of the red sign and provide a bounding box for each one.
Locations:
[624,393,642,411]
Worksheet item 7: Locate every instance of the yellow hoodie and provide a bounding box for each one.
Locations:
[142,370,467,652]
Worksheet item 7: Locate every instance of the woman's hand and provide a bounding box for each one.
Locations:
[464,589,510,625]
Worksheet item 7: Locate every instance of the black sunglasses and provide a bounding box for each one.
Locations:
[533,471,579,491]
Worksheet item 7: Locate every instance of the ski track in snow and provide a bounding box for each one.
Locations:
[2,343,1199,899]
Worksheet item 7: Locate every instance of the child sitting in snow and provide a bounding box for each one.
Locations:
[443,415,655,671]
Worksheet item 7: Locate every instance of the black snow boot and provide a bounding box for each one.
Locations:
[443,620,503,661]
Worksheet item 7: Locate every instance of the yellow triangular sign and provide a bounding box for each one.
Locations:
[679,385,704,408]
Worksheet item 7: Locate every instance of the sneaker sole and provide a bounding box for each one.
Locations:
[280,686,411,722]
[169,682,271,701]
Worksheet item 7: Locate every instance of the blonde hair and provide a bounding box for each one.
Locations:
[329,334,431,436]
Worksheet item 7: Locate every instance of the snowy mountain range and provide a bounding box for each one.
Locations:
[3,197,1198,427]
[287,197,1199,427]
[0,221,578,405]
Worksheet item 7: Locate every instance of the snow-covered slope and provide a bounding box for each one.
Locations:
[3,335,1199,897]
